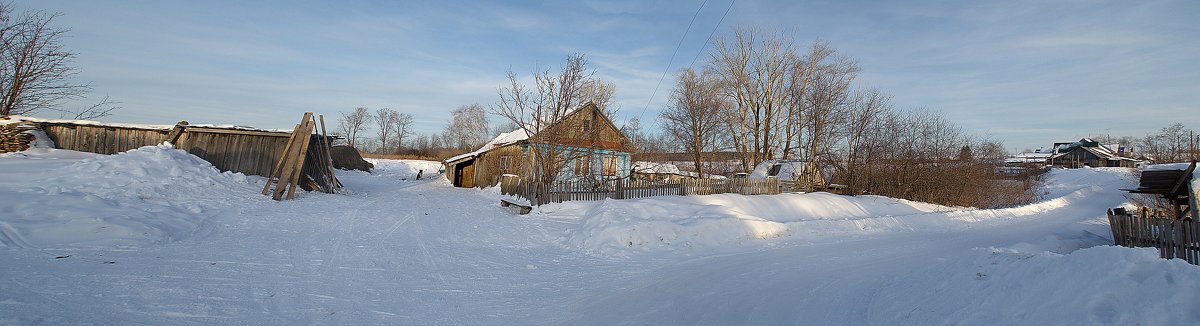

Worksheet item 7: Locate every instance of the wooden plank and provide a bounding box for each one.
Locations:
[318,115,339,189]
[206,133,224,170]
[1193,220,1199,264]
[111,128,122,152]
[247,136,263,176]
[226,135,243,174]
[245,136,262,176]
[219,134,235,171]
[238,135,256,175]
[254,136,269,176]
[166,121,188,144]
[264,122,303,196]
[283,118,316,200]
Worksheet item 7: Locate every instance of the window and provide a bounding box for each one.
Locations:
[603,156,618,176]
[577,119,594,138]
[499,156,512,171]
[768,164,783,177]
[574,156,591,176]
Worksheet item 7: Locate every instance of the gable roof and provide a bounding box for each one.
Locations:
[443,102,627,164]
[1050,138,1139,162]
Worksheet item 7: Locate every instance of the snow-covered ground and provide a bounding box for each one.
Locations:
[1,145,1198,324]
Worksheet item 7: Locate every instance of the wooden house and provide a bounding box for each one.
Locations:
[443,102,634,188]
[1049,138,1140,168]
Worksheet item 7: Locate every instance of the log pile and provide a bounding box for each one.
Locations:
[0,123,36,153]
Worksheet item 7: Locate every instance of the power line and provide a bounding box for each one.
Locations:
[635,0,709,124]
[635,0,736,126]
[688,0,735,70]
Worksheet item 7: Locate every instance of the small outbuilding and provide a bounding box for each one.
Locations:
[749,159,831,191]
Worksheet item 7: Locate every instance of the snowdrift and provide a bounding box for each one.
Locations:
[0,144,260,248]
[550,167,1136,256]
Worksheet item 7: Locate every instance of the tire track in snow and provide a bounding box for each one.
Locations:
[0,221,32,248]
[410,212,449,285]
[319,199,361,278]
[382,212,415,241]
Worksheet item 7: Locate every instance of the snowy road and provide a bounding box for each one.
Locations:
[2,149,1198,325]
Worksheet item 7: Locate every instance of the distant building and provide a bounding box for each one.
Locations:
[631,161,726,182]
[1048,138,1141,168]
[748,160,831,190]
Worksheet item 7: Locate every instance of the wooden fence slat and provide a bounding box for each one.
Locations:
[1108,208,1199,265]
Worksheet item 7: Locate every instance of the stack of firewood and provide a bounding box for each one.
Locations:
[0,123,35,153]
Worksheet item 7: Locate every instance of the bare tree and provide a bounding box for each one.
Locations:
[373,108,399,153]
[840,88,891,192]
[336,107,372,148]
[660,68,725,178]
[620,118,649,153]
[392,112,414,151]
[1144,123,1195,162]
[579,79,617,119]
[491,53,607,184]
[796,42,860,185]
[69,95,119,120]
[0,4,98,118]
[708,27,796,171]
[445,103,489,151]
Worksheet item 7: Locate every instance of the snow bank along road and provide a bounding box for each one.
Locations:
[1,146,1198,325]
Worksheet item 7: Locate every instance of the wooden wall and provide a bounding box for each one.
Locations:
[38,123,293,177]
[40,124,170,155]
[473,144,526,187]
[175,128,291,177]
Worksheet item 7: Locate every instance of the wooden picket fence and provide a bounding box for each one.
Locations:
[1108,207,1200,265]
[500,176,781,206]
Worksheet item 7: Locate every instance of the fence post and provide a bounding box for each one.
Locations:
[1175,218,1185,260]
[614,178,625,200]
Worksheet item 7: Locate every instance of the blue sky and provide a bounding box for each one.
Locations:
[15,0,1199,151]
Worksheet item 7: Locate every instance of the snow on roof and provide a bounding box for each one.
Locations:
[1050,139,1139,162]
[1,115,292,133]
[1143,162,1194,171]
[3,115,174,130]
[631,161,727,179]
[1005,152,1053,164]
[444,128,531,164]
[633,161,682,174]
[749,160,806,179]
